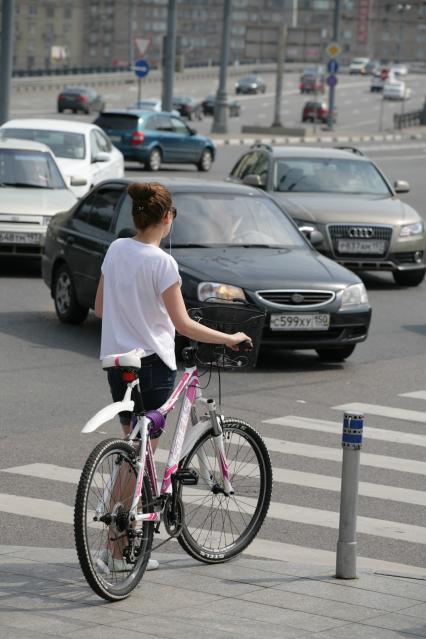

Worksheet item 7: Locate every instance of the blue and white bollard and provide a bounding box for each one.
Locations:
[336,411,364,579]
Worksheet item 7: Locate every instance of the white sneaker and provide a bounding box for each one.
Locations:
[147,558,159,571]
[95,549,111,575]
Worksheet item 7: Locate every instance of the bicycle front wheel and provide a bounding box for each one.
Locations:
[74,439,154,601]
[177,418,272,563]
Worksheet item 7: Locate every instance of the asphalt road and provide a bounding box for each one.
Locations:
[1,82,426,575]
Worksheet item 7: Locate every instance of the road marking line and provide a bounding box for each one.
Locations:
[3,460,426,508]
[334,402,426,424]
[400,391,426,400]
[264,415,426,448]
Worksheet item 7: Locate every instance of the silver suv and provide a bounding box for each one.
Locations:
[228,145,425,287]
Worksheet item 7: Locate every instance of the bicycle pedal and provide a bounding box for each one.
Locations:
[172,468,198,485]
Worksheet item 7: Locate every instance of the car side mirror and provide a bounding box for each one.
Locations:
[242,174,265,188]
[70,176,88,187]
[117,227,135,239]
[299,226,324,247]
[394,179,410,193]
[93,152,110,163]
[187,127,197,135]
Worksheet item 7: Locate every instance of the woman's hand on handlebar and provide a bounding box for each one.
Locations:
[225,332,253,351]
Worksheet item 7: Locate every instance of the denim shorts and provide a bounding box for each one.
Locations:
[107,353,177,438]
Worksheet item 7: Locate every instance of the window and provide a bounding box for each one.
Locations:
[114,195,134,236]
[74,191,98,224]
[170,117,188,135]
[1,128,86,160]
[89,187,123,232]
[230,152,261,180]
[95,130,112,153]
[156,114,173,131]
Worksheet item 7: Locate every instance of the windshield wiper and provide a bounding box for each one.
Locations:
[171,243,213,248]
[0,182,52,189]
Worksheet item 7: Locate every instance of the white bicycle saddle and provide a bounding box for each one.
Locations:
[102,348,146,370]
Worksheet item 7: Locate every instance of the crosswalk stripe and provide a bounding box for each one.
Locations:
[400,391,426,400]
[2,463,426,540]
[3,457,426,507]
[0,492,424,575]
[334,402,426,424]
[264,415,426,448]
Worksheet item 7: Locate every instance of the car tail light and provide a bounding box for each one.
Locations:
[79,95,88,102]
[58,94,64,101]
[131,131,145,145]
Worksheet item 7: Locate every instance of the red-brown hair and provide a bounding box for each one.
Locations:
[127,182,172,231]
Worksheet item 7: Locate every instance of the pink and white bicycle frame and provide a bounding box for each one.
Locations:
[82,362,234,526]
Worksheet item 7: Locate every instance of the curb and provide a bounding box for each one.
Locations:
[212,131,426,146]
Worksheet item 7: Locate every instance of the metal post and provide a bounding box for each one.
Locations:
[336,412,364,579]
[128,0,135,69]
[378,94,385,132]
[0,0,15,126]
[272,26,287,129]
[211,0,232,134]
[162,0,177,113]
[327,0,341,131]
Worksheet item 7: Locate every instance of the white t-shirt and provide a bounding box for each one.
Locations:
[100,238,181,370]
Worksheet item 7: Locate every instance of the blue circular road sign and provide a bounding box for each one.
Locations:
[326,74,338,88]
[134,58,150,78]
[327,59,339,74]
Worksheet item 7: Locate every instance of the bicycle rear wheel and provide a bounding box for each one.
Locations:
[177,418,272,563]
[74,439,154,601]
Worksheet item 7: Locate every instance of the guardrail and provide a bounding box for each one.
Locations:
[394,109,425,129]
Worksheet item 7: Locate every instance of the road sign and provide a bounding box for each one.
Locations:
[326,42,341,58]
[134,37,151,57]
[327,59,339,74]
[327,74,338,88]
[134,58,150,79]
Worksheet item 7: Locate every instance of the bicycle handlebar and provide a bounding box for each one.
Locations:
[235,339,253,352]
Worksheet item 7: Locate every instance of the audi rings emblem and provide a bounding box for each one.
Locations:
[291,293,305,304]
[348,226,374,238]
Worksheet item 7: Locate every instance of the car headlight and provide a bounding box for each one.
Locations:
[400,221,424,237]
[197,282,246,303]
[341,283,369,309]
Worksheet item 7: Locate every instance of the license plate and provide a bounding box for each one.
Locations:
[270,313,330,331]
[337,239,386,254]
[109,135,122,142]
[0,231,42,245]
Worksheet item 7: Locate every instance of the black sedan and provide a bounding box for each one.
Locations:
[235,75,266,95]
[57,86,105,114]
[42,179,371,363]
[201,95,241,117]
[172,96,203,120]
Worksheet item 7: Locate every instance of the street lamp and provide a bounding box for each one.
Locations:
[396,3,411,63]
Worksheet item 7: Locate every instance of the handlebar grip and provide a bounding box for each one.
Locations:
[236,339,253,352]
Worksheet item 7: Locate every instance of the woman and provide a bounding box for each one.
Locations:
[94,181,251,571]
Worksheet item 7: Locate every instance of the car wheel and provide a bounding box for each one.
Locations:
[72,109,77,114]
[393,270,425,286]
[146,147,162,171]
[53,264,89,324]
[57,108,64,113]
[316,345,355,363]
[197,148,213,172]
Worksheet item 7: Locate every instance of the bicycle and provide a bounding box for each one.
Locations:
[74,304,272,602]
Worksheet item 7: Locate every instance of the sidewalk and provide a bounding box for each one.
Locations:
[0,545,425,638]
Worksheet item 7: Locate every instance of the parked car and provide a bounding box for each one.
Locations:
[0,119,124,198]
[57,86,105,114]
[227,145,426,286]
[383,79,411,100]
[349,57,370,75]
[365,60,381,75]
[302,101,335,124]
[201,95,241,117]
[94,110,215,171]
[0,138,77,257]
[300,73,325,94]
[42,178,371,362]
[235,75,266,94]
[172,96,203,120]
[127,98,180,117]
[391,63,409,77]
[370,73,385,92]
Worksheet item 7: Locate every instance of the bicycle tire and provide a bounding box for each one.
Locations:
[177,418,272,563]
[74,438,154,601]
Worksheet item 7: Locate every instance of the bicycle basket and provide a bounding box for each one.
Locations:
[188,302,265,369]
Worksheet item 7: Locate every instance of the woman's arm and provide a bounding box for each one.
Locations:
[94,275,104,318]
[162,282,251,350]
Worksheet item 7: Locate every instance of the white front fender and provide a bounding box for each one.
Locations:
[81,400,134,433]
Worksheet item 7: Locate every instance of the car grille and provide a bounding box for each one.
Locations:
[328,224,392,257]
[256,290,335,308]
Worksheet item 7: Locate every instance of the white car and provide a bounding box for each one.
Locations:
[127,98,180,117]
[383,79,412,100]
[349,57,370,75]
[0,138,77,256]
[391,64,409,77]
[0,119,124,198]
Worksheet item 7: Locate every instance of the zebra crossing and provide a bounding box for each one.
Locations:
[1,390,425,577]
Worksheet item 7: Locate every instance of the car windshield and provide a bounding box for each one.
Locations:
[0,148,66,189]
[273,157,391,196]
[116,193,305,247]
[0,128,86,160]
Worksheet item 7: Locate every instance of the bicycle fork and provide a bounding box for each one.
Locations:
[196,399,234,496]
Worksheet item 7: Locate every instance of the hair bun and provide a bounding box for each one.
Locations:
[127,182,156,202]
